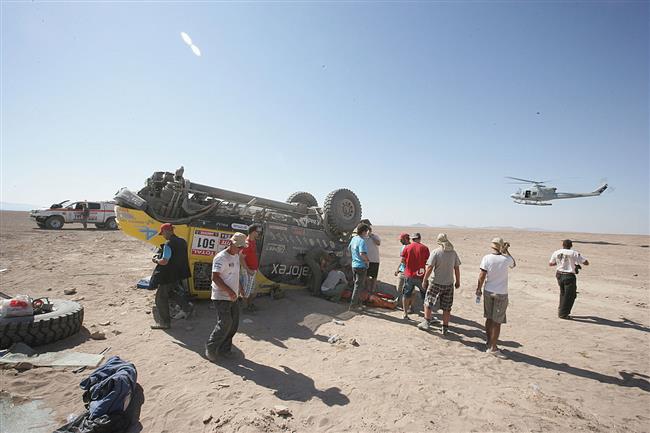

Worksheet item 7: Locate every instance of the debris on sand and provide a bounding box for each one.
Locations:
[327,334,341,344]
[272,405,292,417]
[349,338,360,347]
[63,288,77,295]
[90,331,106,340]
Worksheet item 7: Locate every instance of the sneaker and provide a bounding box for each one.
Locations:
[559,315,572,320]
[205,349,218,362]
[417,320,429,331]
[442,325,449,335]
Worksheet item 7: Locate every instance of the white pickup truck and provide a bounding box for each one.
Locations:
[30,200,118,230]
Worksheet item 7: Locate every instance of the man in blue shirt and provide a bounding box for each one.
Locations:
[348,223,370,311]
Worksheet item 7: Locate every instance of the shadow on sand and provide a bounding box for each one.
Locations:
[569,315,650,333]
[571,240,624,246]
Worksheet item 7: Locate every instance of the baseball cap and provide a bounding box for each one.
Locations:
[398,233,410,241]
[158,223,174,235]
[410,232,421,240]
[230,232,248,248]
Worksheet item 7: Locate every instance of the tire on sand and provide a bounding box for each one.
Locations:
[45,216,64,230]
[323,189,362,235]
[0,300,84,349]
[104,217,118,230]
[286,191,318,208]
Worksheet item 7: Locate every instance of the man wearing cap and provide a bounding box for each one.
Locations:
[400,232,430,320]
[348,223,370,311]
[205,232,247,362]
[150,223,192,329]
[241,224,261,312]
[476,237,516,356]
[549,239,589,319]
[393,233,410,303]
[419,233,461,334]
[360,219,381,294]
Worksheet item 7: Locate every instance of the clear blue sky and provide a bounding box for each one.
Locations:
[2,2,648,234]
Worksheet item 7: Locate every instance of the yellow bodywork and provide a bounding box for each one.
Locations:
[115,206,292,298]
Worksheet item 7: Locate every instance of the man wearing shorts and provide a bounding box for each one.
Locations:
[361,220,381,294]
[400,233,430,320]
[549,239,589,319]
[476,237,516,356]
[419,233,461,334]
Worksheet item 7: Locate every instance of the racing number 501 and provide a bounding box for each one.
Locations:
[198,237,216,249]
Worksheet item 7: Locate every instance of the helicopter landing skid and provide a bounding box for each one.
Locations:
[513,199,552,206]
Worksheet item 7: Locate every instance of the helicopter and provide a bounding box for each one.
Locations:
[507,177,608,206]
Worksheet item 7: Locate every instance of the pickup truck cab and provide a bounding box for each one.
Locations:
[30,200,118,230]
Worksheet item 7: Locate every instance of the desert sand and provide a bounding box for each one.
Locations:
[1,210,649,433]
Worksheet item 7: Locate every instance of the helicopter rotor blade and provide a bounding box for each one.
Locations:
[505,176,549,185]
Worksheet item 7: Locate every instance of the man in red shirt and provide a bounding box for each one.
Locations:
[400,232,430,320]
[241,224,261,312]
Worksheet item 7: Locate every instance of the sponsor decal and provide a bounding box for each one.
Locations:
[139,226,158,240]
[271,263,310,278]
[265,243,286,254]
[191,229,228,257]
[231,223,249,231]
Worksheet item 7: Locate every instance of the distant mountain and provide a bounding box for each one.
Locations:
[0,202,43,211]
[409,223,430,227]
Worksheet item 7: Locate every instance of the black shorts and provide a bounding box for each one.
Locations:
[367,262,379,279]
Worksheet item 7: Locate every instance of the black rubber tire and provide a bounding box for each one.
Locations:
[45,216,64,230]
[105,217,118,230]
[286,191,318,207]
[323,189,362,234]
[0,300,84,349]
[95,223,106,229]
[36,222,46,229]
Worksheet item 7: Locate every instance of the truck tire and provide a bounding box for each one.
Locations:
[0,300,84,349]
[95,223,106,229]
[36,222,46,229]
[323,189,362,234]
[104,218,118,230]
[286,192,318,208]
[45,216,64,230]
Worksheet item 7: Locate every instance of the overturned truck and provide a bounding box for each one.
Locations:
[114,168,362,298]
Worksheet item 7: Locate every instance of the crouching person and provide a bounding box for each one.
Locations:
[205,233,247,362]
[321,267,349,302]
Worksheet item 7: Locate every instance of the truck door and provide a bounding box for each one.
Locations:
[87,202,101,222]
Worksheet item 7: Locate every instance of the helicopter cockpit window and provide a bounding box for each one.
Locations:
[532,191,537,196]
[524,191,531,198]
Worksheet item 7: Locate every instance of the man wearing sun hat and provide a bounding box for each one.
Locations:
[150,223,192,330]
[205,232,247,362]
[419,233,461,334]
[476,237,516,357]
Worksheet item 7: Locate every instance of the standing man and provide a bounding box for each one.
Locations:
[476,237,516,356]
[150,223,192,330]
[348,223,370,311]
[393,233,410,303]
[205,232,247,362]
[419,233,461,334]
[360,219,381,294]
[81,201,90,230]
[400,233,430,320]
[241,224,261,312]
[549,239,589,319]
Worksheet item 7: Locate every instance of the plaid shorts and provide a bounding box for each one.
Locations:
[425,283,454,311]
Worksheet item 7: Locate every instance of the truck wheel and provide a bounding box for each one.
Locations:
[0,300,84,349]
[323,189,362,234]
[36,222,46,229]
[95,223,106,229]
[45,216,64,230]
[286,192,318,207]
[105,217,118,230]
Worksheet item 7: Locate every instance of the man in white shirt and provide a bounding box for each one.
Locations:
[549,239,589,320]
[205,232,247,362]
[361,219,381,294]
[476,237,516,356]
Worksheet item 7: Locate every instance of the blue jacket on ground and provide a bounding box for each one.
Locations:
[79,356,138,419]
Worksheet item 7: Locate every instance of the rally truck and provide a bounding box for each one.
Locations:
[30,200,118,230]
[114,168,362,298]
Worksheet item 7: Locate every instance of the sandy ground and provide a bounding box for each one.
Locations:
[1,210,649,433]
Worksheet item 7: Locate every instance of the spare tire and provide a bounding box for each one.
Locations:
[0,300,84,349]
[323,189,362,234]
[286,191,318,207]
